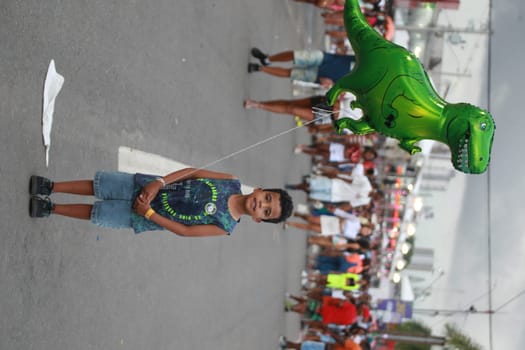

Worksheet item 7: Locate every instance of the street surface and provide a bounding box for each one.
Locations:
[0,1,326,349]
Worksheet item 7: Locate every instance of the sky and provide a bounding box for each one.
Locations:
[410,0,525,348]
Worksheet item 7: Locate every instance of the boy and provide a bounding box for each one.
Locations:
[29,168,294,236]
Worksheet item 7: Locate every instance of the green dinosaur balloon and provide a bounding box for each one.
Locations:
[326,0,495,174]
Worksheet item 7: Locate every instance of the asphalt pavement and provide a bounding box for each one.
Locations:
[0,1,327,349]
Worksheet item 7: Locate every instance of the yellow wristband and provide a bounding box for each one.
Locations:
[144,208,155,220]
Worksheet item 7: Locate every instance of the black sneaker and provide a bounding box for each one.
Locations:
[29,175,54,196]
[29,196,54,218]
[251,47,269,66]
[248,63,260,73]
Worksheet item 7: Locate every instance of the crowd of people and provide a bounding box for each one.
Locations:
[245,1,395,349]
[280,131,385,350]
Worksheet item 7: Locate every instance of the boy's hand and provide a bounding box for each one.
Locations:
[140,180,163,204]
[133,196,151,216]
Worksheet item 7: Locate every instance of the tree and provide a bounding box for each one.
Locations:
[385,320,483,350]
[394,320,433,350]
[443,323,483,350]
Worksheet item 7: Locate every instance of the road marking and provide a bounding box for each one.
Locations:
[118,146,254,193]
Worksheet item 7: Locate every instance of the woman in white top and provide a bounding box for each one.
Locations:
[286,208,374,250]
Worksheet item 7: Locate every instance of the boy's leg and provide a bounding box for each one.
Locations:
[34,198,134,227]
[53,204,93,220]
[29,197,91,220]
[259,66,292,78]
[267,50,294,62]
[30,175,94,196]
[53,180,94,195]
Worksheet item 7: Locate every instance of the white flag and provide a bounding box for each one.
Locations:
[42,60,64,167]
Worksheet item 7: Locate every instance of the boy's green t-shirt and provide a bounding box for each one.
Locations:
[131,174,241,234]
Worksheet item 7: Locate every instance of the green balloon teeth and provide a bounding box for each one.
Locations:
[456,137,470,172]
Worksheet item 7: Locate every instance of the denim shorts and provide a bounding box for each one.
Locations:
[308,175,333,202]
[91,171,135,229]
[300,341,325,350]
[319,335,335,344]
[290,50,324,83]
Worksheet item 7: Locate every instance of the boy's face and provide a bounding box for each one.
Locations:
[246,189,282,223]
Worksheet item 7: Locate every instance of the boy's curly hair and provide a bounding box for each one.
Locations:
[261,188,294,224]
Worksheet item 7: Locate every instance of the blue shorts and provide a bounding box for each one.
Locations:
[319,335,335,344]
[301,341,325,350]
[91,171,135,229]
[290,50,324,83]
[308,176,333,202]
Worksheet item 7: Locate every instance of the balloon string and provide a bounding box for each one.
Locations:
[170,108,338,182]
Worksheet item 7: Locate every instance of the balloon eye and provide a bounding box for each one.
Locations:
[480,122,487,130]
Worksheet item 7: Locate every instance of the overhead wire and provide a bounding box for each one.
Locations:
[493,289,525,314]
[486,0,494,348]
[440,8,490,98]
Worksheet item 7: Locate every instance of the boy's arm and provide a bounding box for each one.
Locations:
[162,168,236,184]
[133,195,228,237]
[141,168,236,203]
[150,213,228,237]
